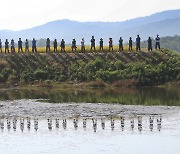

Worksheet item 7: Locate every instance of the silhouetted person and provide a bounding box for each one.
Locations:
[155,34,160,50]
[72,38,77,52]
[25,39,29,52]
[119,37,123,51]
[32,38,37,52]
[0,39,2,53]
[129,37,133,51]
[99,38,103,51]
[18,38,23,53]
[60,39,65,52]
[11,39,15,53]
[90,36,96,51]
[53,39,58,52]
[136,35,141,51]
[109,38,113,51]
[81,38,85,53]
[46,38,50,52]
[147,37,152,51]
[5,39,9,53]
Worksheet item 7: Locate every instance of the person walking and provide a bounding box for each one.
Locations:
[90,36,96,51]
[129,37,133,51]
[147,37,152,51]
[109,38,113,51]
[60,39,65,52]
[81,38,85,53]
[5,39,9,53]
[136,35,141,51]
[53,39,58,52]
[11,39,15,53]
[32,38,37,52]
[155,34,160,50]
[46,38,50,52]
[119,37,123,51]
[18,38,23,53]
[25,39,29,52]
[99,38,103,51]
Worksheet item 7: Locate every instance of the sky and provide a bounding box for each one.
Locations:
[0,0,180,30]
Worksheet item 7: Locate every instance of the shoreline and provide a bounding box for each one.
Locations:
[0,99,180,118]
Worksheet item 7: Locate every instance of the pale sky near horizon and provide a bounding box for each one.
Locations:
[0,0,180,30]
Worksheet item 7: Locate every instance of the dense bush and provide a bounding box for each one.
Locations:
[0,49,179,86]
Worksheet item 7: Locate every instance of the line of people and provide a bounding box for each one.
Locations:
[0,35,161,53]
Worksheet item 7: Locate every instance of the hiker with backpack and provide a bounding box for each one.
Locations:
[5,39,9,53]
[25,39,29,52]
[129,37,133,51]
[99,38,103,51]
[32,38,37,52]
[81,38,85,53]
[136,35,141,51]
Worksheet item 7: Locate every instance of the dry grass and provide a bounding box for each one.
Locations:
[0,45,148,53]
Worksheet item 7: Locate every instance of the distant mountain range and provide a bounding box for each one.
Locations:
[1,9,180,44]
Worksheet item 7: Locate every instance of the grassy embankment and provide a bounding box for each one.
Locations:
[0,46,179,88]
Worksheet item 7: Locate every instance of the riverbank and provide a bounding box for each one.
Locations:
[0,48,179,88]
[0,99,180,118]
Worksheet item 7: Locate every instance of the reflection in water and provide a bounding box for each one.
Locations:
[111,118,115,131]
[47,119,52,131]
[130,119,134,130]
[13,118,17,131]
[27,117,31,131]
[157,116,162,131]
[63,119,67,130]
[138,116,142,132]
[121,117,125,131]
[55,118,59,129]
[0,116,162,132]
[92,118,97,132]
[101,118,105,130]
[20,118,24,132]
[34,118,38,131]
[73,118,78,130]
[83,119,87,130]
[0,87,179,106]
[149,116,154,131]
[7,118,11,131]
